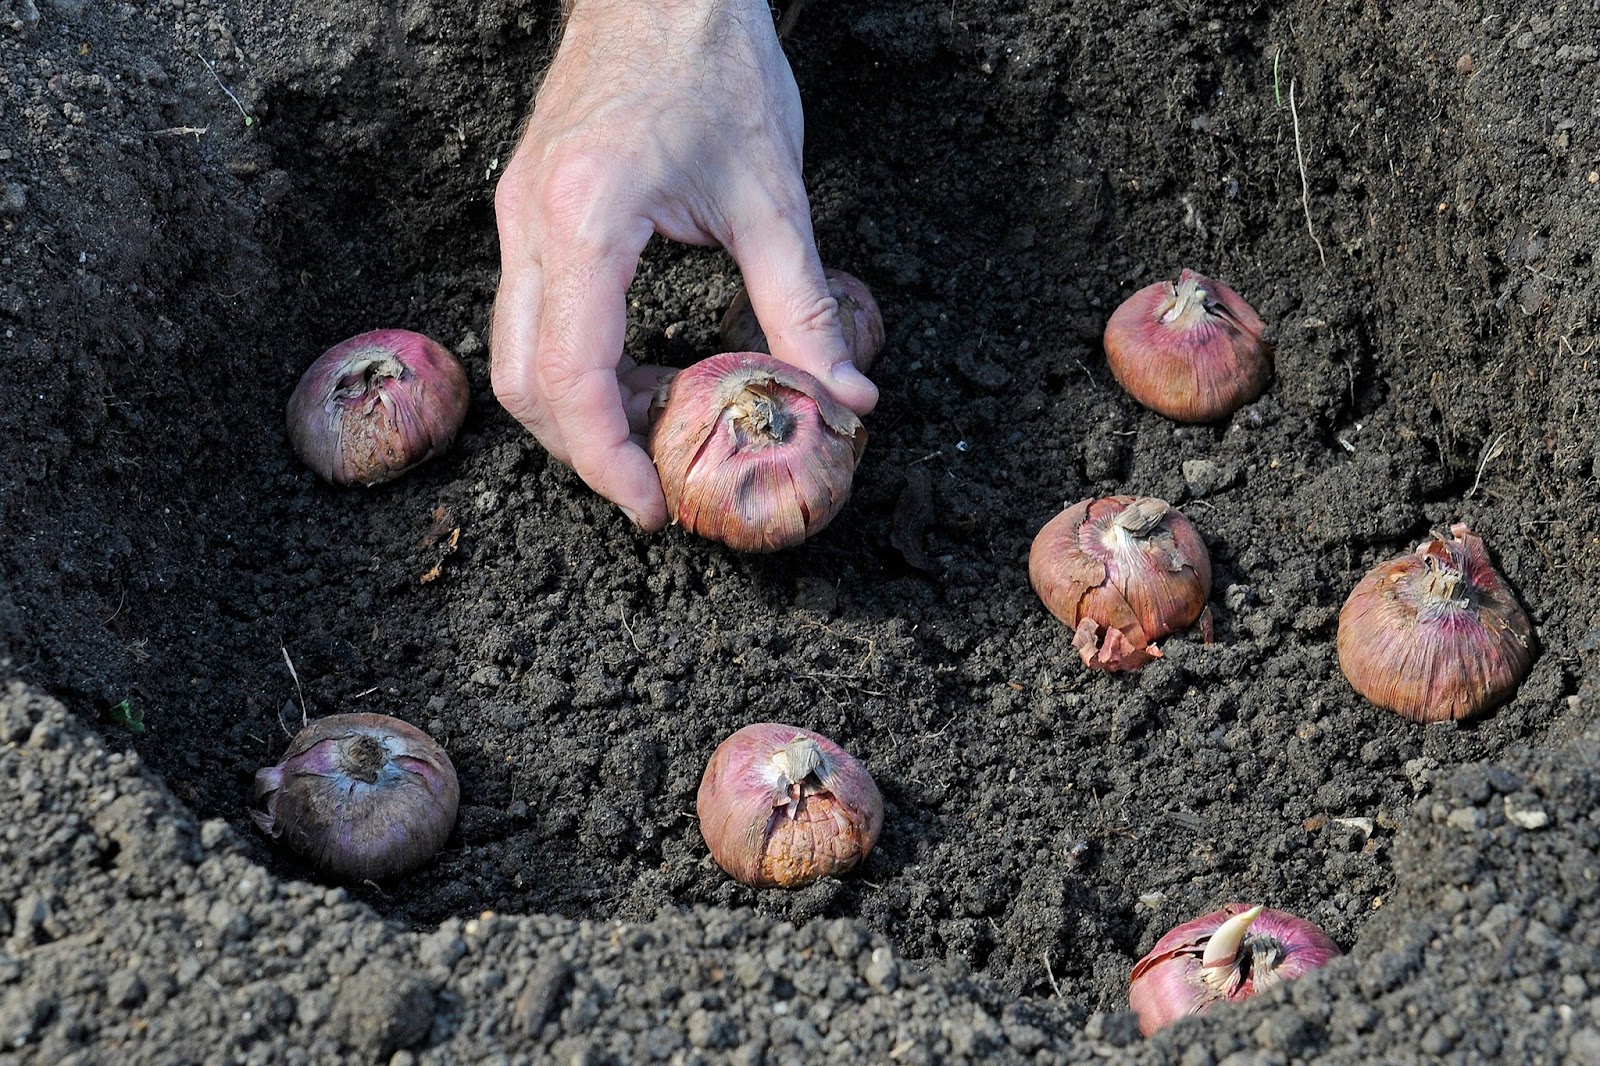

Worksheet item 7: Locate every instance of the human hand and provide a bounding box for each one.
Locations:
[490,0,878,530]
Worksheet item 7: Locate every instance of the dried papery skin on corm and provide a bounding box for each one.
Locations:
[253,712,459,881]
[1029,496,1212,671]
[1104,269,1272,423]
[1128,904,1340,1036]
[648,352,865,552]
[696,722,883,888]
[1337,522,1535,721]
[286,329,469,486]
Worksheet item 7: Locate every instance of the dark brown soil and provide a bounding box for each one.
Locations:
[4,0,1599,1060]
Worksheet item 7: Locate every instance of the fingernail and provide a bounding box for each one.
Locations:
[830,361,876,396]
[620,505,644,529]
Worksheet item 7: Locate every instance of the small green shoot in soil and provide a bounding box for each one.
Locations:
[108,698,146,734]
[1273,49,1284,108]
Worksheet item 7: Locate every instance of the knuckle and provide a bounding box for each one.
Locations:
[493,153,540,227]
[568,448,614,493]
[488,352,523,407]
[791,290,843,337]
[763,289,845,368]
[494,145,611,244]
[492,376,561,458]
[534,350,595,412]
[490,366,541,430]
[533,152,612,242]
[488,342,557,454]
[493,173,528,226]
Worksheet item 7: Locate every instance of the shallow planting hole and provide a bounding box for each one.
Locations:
[4,0,1599,1060]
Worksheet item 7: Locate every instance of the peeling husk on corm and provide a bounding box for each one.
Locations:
[1029,496,1212,670]
[252,712,460,881]
[648,351,866,553]
[1337,522,1536,722]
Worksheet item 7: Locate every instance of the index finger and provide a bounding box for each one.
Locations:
[728,190,879,415]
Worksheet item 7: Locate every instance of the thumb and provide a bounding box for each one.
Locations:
[729,209,879,415]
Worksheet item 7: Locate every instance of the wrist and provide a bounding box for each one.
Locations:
[559,0,782,66]
[566,0,772,21]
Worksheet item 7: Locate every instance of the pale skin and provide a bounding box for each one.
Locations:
[490,0,879,529]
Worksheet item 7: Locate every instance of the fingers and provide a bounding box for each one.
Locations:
[493,144,669,531]
[535,224,669,531]
[490,256,561,458]
[728,193,879,416]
